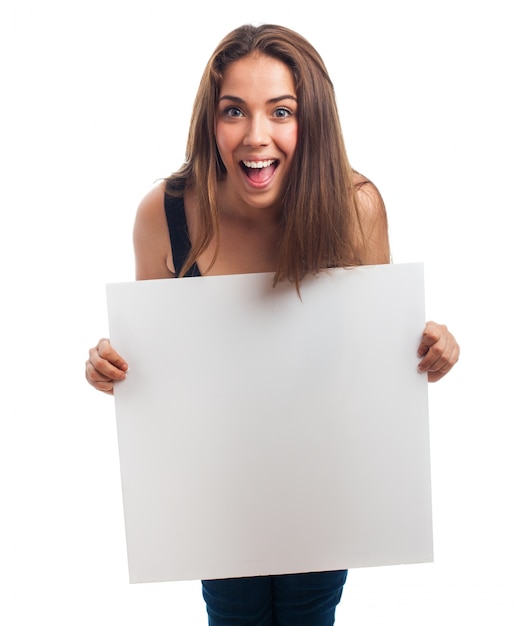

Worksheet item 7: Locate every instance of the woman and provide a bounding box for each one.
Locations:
[86,23,459,626]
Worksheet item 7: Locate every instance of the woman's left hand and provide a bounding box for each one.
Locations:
[417,321,460,383]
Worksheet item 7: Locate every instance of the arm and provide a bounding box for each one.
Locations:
[133,181,176,280]
[353,175,391,265]
[354,175,459,382]
[85,182,174,394]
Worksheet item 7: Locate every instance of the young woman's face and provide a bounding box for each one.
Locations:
[215,54,298,213]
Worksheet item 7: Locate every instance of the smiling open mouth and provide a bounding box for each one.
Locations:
[241,159,279,184]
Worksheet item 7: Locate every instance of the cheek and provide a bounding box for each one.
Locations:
[214,125,226,160]
[282,124,298,161]
[215,124,238,163]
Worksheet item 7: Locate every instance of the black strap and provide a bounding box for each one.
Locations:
[164,194,201,277]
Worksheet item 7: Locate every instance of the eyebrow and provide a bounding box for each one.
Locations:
[218,94,298,104]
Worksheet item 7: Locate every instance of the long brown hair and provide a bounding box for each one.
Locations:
[165,23,367,286]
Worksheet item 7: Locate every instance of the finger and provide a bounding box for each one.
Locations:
[421,336,460,382]
[427,370,446,383]
[85,360,115,394]
[85,358,115,383]
[419,341,448,372]
[96,339,129,372]
[417,321,443,357]
[88,344,128,381]
[417,321,455,367]
[427,353,456,382]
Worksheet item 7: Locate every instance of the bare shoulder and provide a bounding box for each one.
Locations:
[351,171,390,265]
[352,171,386,220]
[134,180,167,224]
[133,180,175,280]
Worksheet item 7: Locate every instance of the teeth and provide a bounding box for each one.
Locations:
[242,159,276,169]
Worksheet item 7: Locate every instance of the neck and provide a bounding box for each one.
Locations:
[217,180,283,227]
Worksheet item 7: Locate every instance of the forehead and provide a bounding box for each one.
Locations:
[219,54,296,96]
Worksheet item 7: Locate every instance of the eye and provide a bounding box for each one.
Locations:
[273,107,293,120]
[223,106,244,118]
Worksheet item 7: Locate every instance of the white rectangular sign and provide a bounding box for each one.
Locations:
[106,264,432,583]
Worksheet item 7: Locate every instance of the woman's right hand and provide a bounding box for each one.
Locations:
[85,338,128,395]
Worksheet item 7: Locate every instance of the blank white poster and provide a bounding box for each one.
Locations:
[106,263,431,583]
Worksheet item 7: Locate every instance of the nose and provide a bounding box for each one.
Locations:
[244,115,270,147]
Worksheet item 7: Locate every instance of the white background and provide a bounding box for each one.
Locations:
[1,1,517,624]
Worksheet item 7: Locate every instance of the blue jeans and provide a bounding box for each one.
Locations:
[201,570,348,626]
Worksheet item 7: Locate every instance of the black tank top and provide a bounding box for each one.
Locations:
[164,194,201,278]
